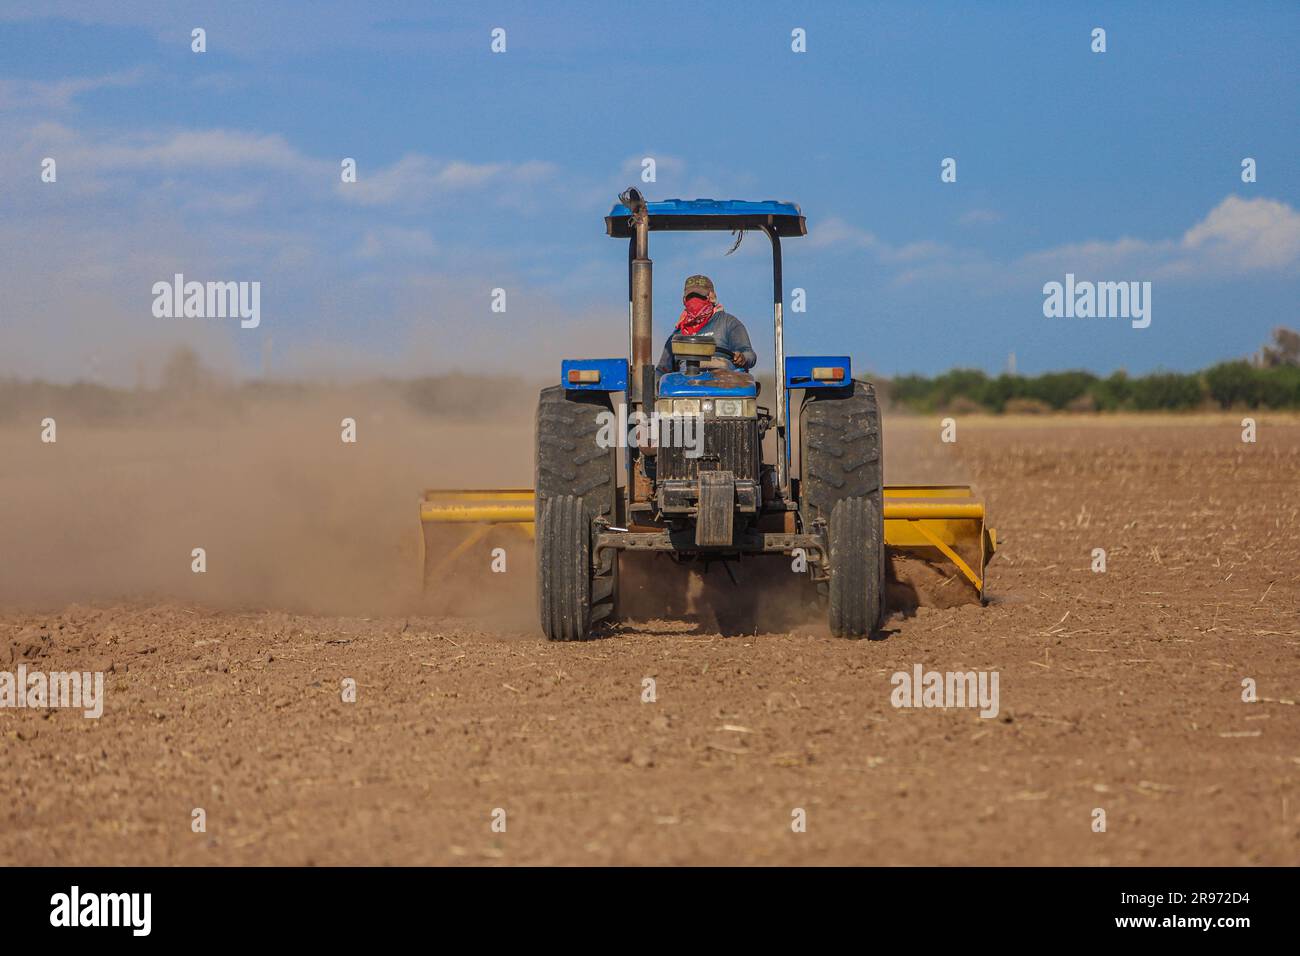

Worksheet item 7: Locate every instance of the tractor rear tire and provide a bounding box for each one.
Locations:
[536,386,618,519]
[827,496,885,637]
[799,380,885,636]
[535,386,619,639]
[798,379,884,523]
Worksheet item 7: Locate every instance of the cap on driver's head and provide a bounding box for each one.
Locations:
[683,274,715,298]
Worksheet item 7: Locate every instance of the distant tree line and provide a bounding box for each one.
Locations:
[886,327,1300,413]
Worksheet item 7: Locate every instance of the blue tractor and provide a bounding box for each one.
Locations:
[536,187,886,639]
[420,189,994,639]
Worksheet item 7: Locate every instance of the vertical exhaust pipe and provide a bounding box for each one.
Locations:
[621,188,655,504]
[621,187,653,406]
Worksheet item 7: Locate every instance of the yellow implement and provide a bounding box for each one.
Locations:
[420,484,995,598]
[418,489,535,586]
[882,485,996,597]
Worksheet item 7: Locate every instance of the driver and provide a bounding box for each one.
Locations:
[656,274,757,374]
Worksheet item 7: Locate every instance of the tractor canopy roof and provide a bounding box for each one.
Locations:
[605,198,806,238]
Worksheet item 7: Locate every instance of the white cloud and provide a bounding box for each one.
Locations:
[1,117,560,218]
[804,217,886,252]
[338,154,558,206]
[0,2,478,57]
[1,120,328,189]
[1180,195,1300,273]
[820,196,1300,287]
[808,216,973,269]
[86,128,319,173]
[1020,196,1300,280]
[0,67,146,111]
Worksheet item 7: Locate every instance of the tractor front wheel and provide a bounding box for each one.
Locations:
[827,496,885,637]
[537,494,594,641]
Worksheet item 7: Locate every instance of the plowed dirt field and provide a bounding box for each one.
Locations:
[2,412,1297,864]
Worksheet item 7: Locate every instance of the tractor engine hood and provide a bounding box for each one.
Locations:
[658,369,758,398]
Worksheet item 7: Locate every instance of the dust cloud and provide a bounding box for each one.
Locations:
[1,356,975,623]
[0,364,537,616]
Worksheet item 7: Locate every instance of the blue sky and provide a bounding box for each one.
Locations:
[1,0,1297,383]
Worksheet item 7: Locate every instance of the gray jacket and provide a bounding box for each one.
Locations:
[656,310,757,375]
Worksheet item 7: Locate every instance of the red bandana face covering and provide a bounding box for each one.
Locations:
[677,296,716,335]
